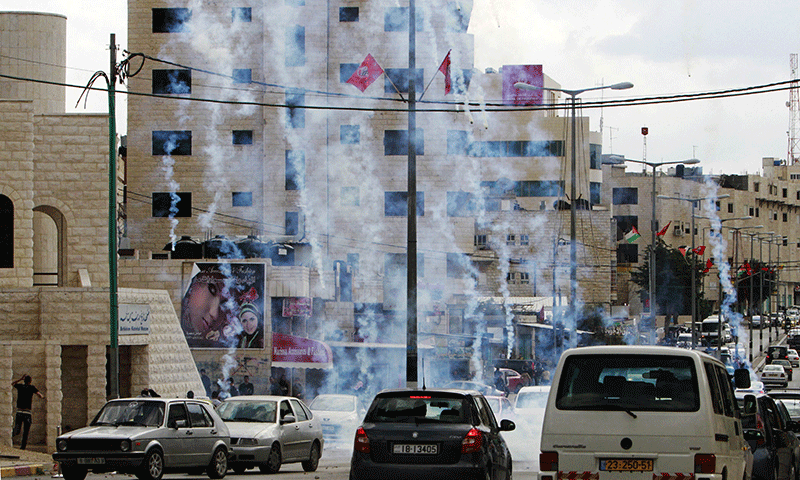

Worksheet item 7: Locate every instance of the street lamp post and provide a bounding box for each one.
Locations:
[741,230,765,361]
[626,158,700,342]
[514,80,633,322]
[658,194,729,349]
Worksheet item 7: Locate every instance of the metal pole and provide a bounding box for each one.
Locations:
[649,165,656,343]
[769,238,773,344]
[108,33,119,399]
[691,202,697,348]
[569,93,577,323]
[749,234,754,362]
[406,0,418,388]
[760,238,764,351]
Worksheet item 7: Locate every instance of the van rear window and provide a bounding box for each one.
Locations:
[555,354,700,412]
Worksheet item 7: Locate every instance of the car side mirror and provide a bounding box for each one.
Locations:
[169,419,187,429]
[734,369,751,389]
[742,394,757,415]
[281,415,296,425]
[499,419,515,432]
[743,429,764,442]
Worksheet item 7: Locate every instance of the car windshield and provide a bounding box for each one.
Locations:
[310,396,354,412]
[516,391,549,409]
[778,399,800,419]
[366,393,470,424]
[217,400,277,423]
[764,365,783,372]
[555,354,700,412]
[91,400,165,427]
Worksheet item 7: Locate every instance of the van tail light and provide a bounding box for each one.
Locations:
[694,454,716,474]
[540,451,559,472]
[461,428,483,454]
[755,414,767,445]
[354,427,370,453]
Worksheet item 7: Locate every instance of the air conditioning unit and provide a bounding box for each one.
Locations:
[673,223,684,237]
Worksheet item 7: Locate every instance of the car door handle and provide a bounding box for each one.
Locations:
[295,425,300,430]
[211,430,217,434]
[186,430,194,435]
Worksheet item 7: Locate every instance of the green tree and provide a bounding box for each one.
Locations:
[630,239,713,327]
[733,259,777,315]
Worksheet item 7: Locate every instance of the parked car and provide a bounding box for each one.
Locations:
[773,359,794,381]
[787,349,800,368]
[497,368,525,393]
[538,346,753,480]
[752,315,763,328]
[217,395,323,474]
[485,395,515,421]
[762,365,790,388]
[308,394,367,446]
[740,393,800,480]
[53,397,230,480]
[513,385,550,434]
[349,388,515,480]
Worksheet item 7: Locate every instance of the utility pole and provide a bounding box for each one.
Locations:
[108,33,119,399]
[406,0,418,389]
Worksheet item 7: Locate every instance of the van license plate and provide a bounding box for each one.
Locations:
[393,444,438,454]
[600,459,653,472]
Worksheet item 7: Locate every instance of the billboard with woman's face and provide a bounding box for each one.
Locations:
[180,262,266,349]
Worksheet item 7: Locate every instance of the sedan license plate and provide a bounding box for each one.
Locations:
[77,458,106,465]
[600,459,653,472]
[393,443,438,454]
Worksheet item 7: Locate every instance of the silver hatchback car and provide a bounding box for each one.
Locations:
[53,398,230,480]
[218,395,323,474]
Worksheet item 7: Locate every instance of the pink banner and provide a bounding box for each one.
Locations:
[502,64,543,106]
[282,297,312,318]
[272,333,332,369]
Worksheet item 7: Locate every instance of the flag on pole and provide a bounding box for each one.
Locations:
[678,246,687,256]
[703,258,713,273]
[744,261,752,276]
[624,226,641,243]
[346,54,384,92]
[438,50,452,94]
[657,221,672,236]
[692,245,706,255]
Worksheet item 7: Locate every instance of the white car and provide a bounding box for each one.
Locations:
[308,394,366,446]
[788,349,800,368]
[217,396,323,474]
[513,385,550,433]
[760,364,789,388]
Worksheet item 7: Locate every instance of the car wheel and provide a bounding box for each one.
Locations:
[207,446,228,479]
[232,465,246,475]
[259,444,281,474]
[301,442,321,472]
[61,465,87,480]
[137,449,164,480]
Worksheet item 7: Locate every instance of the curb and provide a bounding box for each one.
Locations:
[0,464,48,478]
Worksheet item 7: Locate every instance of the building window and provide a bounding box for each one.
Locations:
[341,187,359,206]
[613,187,638,205]
[384,7,423,32]
[520,234,529,245]
[286,91,305,128]
[506,234,515,245]
[285,212,300,235]
[727,203,733,213]
[339,63,358,83]
[232,69,252,83]
[749,206,754,216]
[614,215,638,241]
[460,139,564,157]
[285,150,305,191]
[232,192,252,207]
[152,8,191,33]
[232,130,253,145]
[715,201,721,211]
[447,191,476,217]
[474,235,487,247]
[617,243,638,264]
[385,191,424,217]
[152,192,192,217]
[152,131,191,156]
[384,129,424,156]
[590,182,601,205]
[784,212,788,222]
[520,272,530,284]
[286,25,305,67]
[754,182,760,192]
[232,7,251,22]
[0,195,12,268]
[340,125,360,144]
[447,130,469,155]
[755,207,760,217]
[506,272,516,284]
[774,211,778,221]
[339,7,359,21]
[784,188,788,198]
[152,69,191,94]
[384,68,425,94]
[590,144,602,169]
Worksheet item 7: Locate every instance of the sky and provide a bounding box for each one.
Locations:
[3,0,799,175]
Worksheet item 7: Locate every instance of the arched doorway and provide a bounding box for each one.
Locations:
[33,205,65,286]
[0,195,11,268]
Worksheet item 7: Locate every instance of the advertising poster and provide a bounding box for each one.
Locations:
[180,262,266,349]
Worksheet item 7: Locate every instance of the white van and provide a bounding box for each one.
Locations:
[538,345,752,480]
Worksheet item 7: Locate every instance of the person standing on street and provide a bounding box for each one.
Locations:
[12,374,44,450]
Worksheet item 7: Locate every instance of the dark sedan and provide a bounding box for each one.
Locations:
[741,394,800,480]
[349,389,515,480]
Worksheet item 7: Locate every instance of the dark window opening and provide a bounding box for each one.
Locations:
[339,63,358,83]
[286,91,305,129]
[618,243,638,264]
[285,25,306,67]
[340,125,360,144]
[285,212,299,235]
[384,129,424,156]
[447,191,477,217]
[232,192,253,207]
[614,215,638,241]
[285,150,305,191]
[232,130,253,145]
[0,195,12,268]
[152,8,191,33]
[232,7,251,22]
[385,191,424,217]
[152,131,191,156]
[613,187,638,205]
[339,7,359,22]
[152,69,191,94]
[590,144,602,169]
[384,7,423,32]
[232,69,252,84]
[384,68,424,94]
[152,192,192,217]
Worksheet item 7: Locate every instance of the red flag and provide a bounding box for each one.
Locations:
[678,246,687,256]
[703,258,713,273]
[657,221,672,236]
[438,50,452,95]
[692,245,706,255]
[346,54,384,92]
[744,262,752,275]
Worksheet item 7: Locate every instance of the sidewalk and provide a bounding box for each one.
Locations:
[0,445,54,478]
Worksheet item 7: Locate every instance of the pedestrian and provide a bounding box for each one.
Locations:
[200,368,212,397]
[12,374,44,450]
[186,390,195,398]
[239,375,254,395]
[269,376,281,395]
